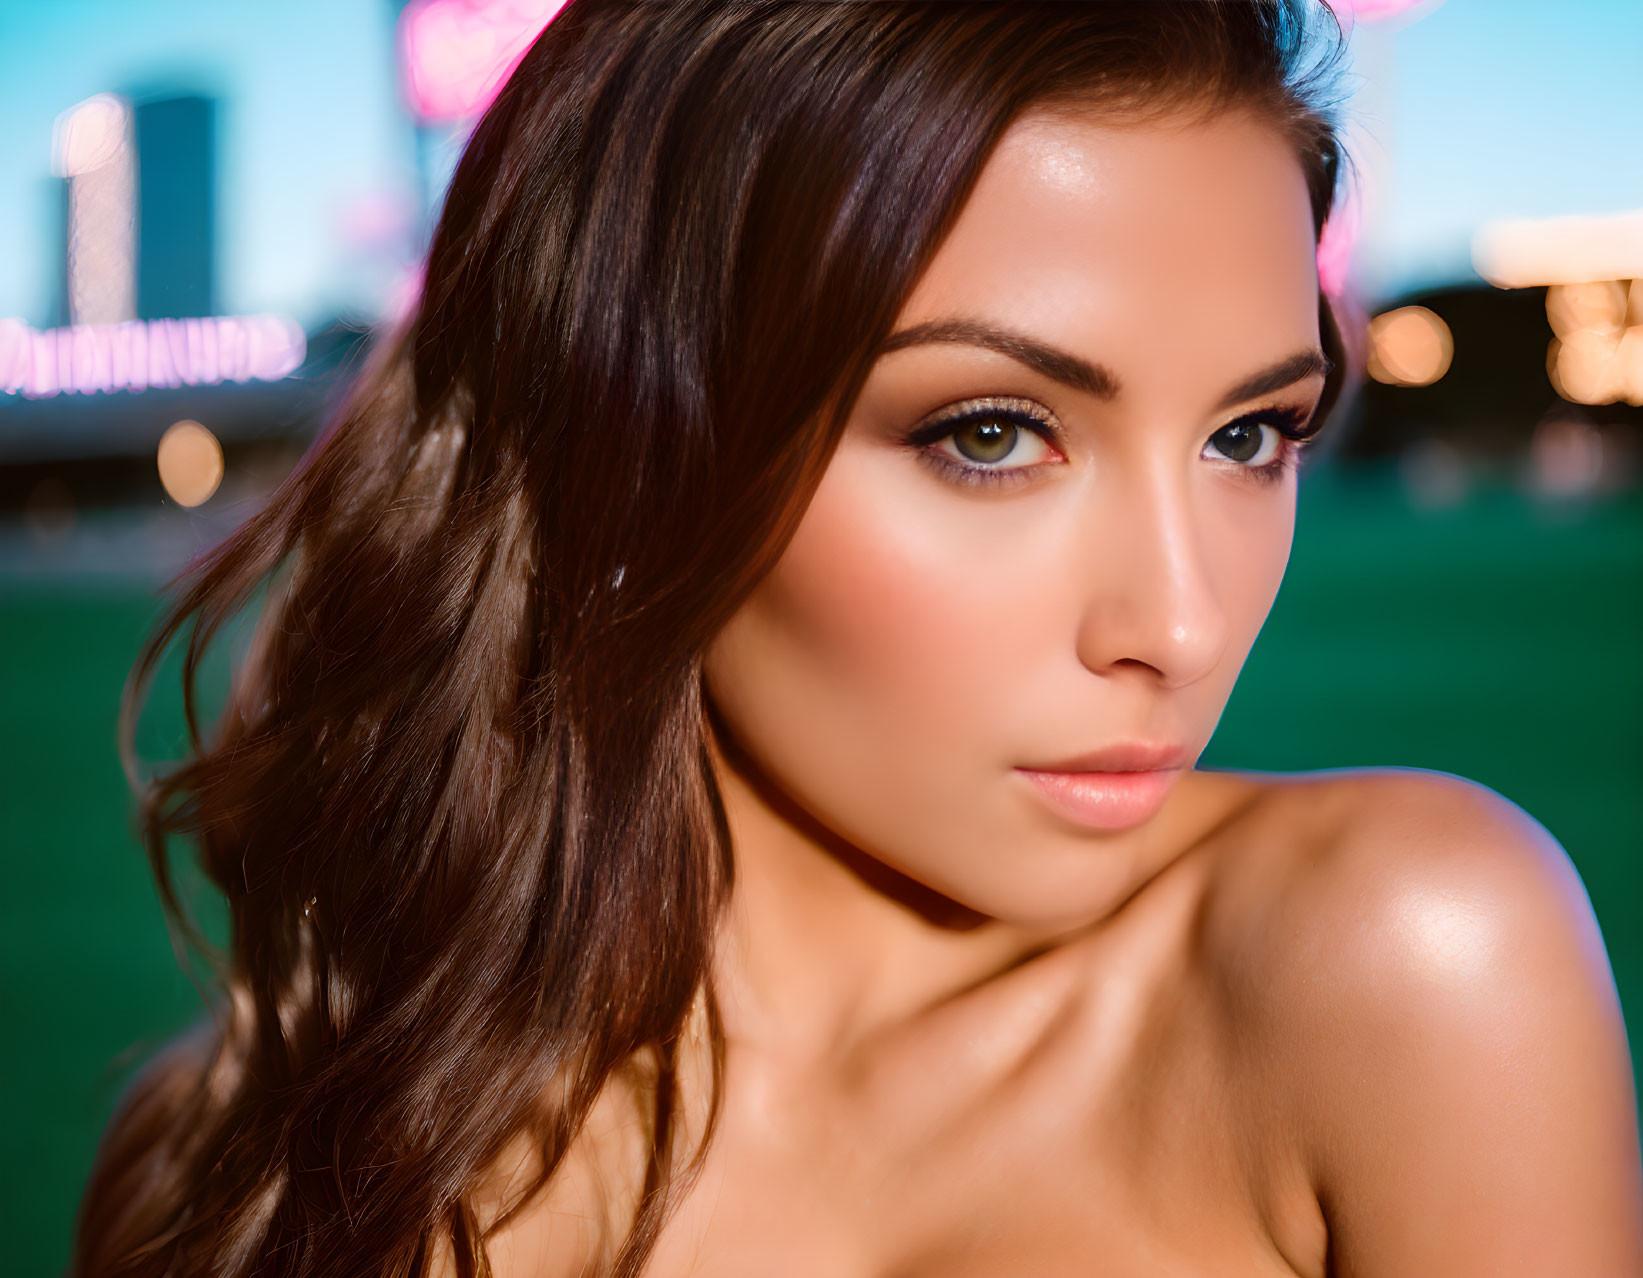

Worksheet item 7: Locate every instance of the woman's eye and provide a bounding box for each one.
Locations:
[901,398,1064,489]
[936,416,1055,469]
[904,399,1311,491]
[1205,417,1285,468]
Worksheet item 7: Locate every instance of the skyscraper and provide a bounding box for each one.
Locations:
[133,94,216,321]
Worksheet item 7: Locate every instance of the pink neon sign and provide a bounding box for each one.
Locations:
[0,315,307,400]
[399,0,570,124]
[1316,181,1362,298]
[1344,0,1442,19]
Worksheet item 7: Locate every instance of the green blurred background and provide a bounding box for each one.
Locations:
[4,465,1639,1275]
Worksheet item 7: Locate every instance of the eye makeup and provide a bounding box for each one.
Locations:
[901,395,1063,490]
[1206,403,1320,486]
[899,395,1322,490]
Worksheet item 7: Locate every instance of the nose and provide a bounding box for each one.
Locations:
[1070,462,1229,689]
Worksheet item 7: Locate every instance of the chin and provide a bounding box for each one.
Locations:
[883,832,1152,933]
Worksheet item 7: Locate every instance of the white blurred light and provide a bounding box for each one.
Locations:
[1368,305,1453,386]
[51,93,130,177]
[1,315,306,398]
[53,94,137,326]
[1545,337,1571,401]
[1473,208,1643,288]
[1617,326,1643,407]
[157,420,225,507]
[1542,279,1643,407]
[1550,329,1626,405]
[1546,281,1628,338]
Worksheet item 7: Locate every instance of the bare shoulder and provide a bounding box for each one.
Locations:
[1202,766,1643,1274]
[1204,765,1606,977]
[1207,767,1618,1009]
[1201,765,1627,1061]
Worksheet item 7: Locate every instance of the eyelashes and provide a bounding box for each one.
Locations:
[902,397,1059,487]
[900,396,1322,490]
[1213,403,1320,486]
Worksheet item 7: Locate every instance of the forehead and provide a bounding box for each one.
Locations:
[898,107,1322,391]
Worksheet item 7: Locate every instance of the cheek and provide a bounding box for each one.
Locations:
[701,440,1301,917]
[1209,490,1295,641]
[704,448,1297,786]
[775,485,980,715]
[707,446,1055,761]
[702,445,1059,862]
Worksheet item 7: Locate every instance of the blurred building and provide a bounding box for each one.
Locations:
[3,88,372,531]
[134,94,216,321]
[1335,215,1643,505]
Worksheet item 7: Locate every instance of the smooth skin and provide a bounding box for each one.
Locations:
[466,107,1643,1276]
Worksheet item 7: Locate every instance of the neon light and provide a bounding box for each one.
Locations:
[0,315,306,399]
[51,93,131,179]
[1316,182,1362,298]
[1345,0,1443,19]
[51,95,139,326]
[398,0,569,124]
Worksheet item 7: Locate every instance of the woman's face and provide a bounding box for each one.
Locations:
[703,107,1330,927]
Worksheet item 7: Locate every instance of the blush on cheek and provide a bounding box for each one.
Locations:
[700,439,1053,876]
[753,445,1048,749]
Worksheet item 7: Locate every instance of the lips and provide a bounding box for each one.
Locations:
[1019,741,1186,774]
[1014,765,1183,831]
[1012,741,1187,831]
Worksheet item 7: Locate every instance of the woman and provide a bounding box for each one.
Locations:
[74,2,1642,1275]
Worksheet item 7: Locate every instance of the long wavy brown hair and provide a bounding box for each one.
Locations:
[72,3,1353,1274]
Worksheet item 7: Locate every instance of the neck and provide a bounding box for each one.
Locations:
[701,726,1249,1064]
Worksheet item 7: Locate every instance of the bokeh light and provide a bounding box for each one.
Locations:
[1367,305,1453,386]
[1400,436,1470,510]
[1547,281,1628,338]
[1546,279,1643,406]
[1617,327,1643,408]
[50,93,130,178]
[156,419,224,507]
[1528,413,1606,500]
[399,0,569,123]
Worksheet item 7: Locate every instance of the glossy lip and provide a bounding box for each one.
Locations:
[1018,741,1187,774]
[1014,766,1183,831]
[1012,742,1188,832]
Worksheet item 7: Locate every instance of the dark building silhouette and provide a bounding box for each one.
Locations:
[133,94,216,320]
[1337,283,1642,464]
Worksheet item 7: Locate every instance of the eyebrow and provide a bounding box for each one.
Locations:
[879,318,1334,411]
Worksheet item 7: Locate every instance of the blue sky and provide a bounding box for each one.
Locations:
[0,0,1639,331]
[1347,0,1643,299]
[0,0,416,331]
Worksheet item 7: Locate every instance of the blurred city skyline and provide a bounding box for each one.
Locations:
[0,0,1640,336]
